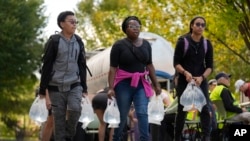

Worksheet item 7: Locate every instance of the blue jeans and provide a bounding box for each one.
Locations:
[113,79,149,141]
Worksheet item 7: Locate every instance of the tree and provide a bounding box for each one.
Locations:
[0,0,45,139]
[76,0,250,83]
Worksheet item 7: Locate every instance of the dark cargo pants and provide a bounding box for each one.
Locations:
[49,86,82,141]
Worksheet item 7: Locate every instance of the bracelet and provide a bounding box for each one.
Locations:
[201,75,205,80]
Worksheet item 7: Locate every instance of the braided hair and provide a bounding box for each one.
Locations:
[121,16,141,33]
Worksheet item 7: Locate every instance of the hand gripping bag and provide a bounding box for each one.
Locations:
[79,96,95,129]
[103,97,120,128]
[29,96,48,124]
[148,95,165,125]
[180,79,207,112]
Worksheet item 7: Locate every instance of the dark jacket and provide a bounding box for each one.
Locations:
[219,84,243,113]
[39,34,87,95]
[173,34,213,80]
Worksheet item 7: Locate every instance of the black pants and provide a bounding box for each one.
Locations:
[174,79,211,141]
[150,113,176,141]
[73,122,88,141]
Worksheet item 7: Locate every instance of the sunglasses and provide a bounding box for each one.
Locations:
[65,20,79,25]
[195,22,206,28]
[128,25,141,30]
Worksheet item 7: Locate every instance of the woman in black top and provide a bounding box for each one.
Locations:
[107,16,161,141]
[173,16,214,141]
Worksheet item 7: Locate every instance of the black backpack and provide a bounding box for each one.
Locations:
[42,34,92,76]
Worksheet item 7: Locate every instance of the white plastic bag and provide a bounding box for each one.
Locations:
[108,123,119,128]
[180,79,207,112]
[148,95,165,125]
[29,96,48,123]
[79,97,95,129]
[103,97,120,128]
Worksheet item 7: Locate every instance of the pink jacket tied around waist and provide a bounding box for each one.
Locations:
[113,69,153,97]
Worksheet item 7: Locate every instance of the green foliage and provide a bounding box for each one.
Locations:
[0,0,46,133]
[76,0,250,85]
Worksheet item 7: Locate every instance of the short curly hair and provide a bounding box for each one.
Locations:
[57,11,75,29]
[121,16,141,33]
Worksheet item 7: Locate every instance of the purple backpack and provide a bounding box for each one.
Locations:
[183,37,207,57]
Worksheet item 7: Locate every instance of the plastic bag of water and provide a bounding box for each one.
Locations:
[79,96,95,129]
[180,79,207,112]
[29,96,48,123]
[108,123,119,128]
[103,97,120,126]
[148,95,165,125]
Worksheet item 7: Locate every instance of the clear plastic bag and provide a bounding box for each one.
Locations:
[108,123,119,128]
[79,96,95,129]
[103,97,120,128]
[148,95,165,125]
[29,96,48,124]
[180,79,207,112]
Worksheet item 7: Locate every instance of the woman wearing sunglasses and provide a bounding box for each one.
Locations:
[173,16,214,141]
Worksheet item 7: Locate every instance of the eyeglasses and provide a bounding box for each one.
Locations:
[128,25,141,30]
[195,22,206,28]
[65,20,79,25]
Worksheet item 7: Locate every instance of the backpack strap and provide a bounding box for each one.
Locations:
[75,34,92,77]
[75,34,84,50]
[183,37,189,57]
[183,37,207,57]
[50,34,60,50]
[203,38,207,54]
[42,34,60,62]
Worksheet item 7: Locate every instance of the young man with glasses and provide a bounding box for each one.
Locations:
[173,16,214,141]
[39,11,88,141]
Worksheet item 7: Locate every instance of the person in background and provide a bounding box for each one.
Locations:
[173,16,214,141]
[107,16,161,141]
[163,97,178,140]
[35,88,54,141]
[207,79,218,140]
[127,104,138,141]
[150,89,173,141]
[91,88,132,141]
[208,79,217,93]
[39,11,88,141]
[41,89,54,141]
[92,88,114,141]
[208,79,217,118]
[210,72,250,124]
[235,79,250,101]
